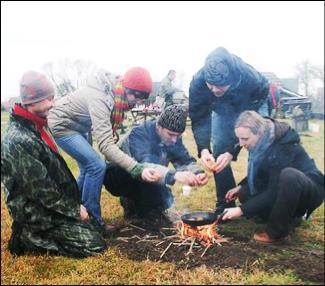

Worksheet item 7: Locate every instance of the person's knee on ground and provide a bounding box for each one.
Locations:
[265,168,315,240]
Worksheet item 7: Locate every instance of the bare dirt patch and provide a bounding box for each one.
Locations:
[109,221,324,284]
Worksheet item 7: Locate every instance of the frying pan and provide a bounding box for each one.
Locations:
[181,210,227,227]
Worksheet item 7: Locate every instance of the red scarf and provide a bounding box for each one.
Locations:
[13,104,59,153]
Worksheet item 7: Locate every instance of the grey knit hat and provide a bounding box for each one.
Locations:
[20,71,55,105]
[158,105,187,133]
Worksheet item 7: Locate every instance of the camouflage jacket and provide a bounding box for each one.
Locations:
[1,113,82,230]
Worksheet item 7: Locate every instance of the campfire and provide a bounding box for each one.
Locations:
[177,220,227,247]
[114,212,228,259]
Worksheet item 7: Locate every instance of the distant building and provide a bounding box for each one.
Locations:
[261,72,283,86]
[261,72,312,118]
[280,78,299,93]
[261,72,299,92]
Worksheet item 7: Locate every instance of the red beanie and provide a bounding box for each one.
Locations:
[123,67,152,93]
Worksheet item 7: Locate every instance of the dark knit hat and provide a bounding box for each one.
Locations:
[20,71,55,105]
[158,105,187,133]
[204,48,235,86]
[123,67,153,94]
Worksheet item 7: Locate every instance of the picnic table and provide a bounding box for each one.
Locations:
[130,106,162,124]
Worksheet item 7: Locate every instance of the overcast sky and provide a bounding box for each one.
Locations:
[1,1,324,101]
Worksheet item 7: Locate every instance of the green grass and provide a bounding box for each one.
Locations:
[1,111,324,285]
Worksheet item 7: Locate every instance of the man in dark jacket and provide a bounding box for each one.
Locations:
[189,46,270,215]
[222,111,324,243]
[1,71,107,257]
[103,105,208,222]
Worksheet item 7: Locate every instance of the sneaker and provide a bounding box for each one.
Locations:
[253,232,285,244]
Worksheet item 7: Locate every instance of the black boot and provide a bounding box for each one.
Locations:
[120,197,138,219]
[8,221,25,256]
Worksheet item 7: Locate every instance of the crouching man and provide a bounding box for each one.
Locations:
[1,71,107,257]
[221,111,324,243]
[103,105,208,224]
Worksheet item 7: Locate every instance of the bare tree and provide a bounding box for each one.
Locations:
[295,61,324,97]
[310,65,324,87]
[42,59,98,97]
[295,60,313,97]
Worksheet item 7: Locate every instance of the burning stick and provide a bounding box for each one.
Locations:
[160,242,173,259]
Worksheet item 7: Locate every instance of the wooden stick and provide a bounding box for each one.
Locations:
[120,227,132,233]
[176,237,191,247]
[200,245,211,257]
[163,234,179,239]
[160,242,173,259]
[116,237,129,243]
[159,231,167,237]
[186,238,196,256]
[129,224,146,231]
[155,240,165,246]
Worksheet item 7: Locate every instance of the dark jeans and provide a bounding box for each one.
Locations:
[103,164,174,216]
[239,168,324,239]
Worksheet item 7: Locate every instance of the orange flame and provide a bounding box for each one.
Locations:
[177,221,227,247]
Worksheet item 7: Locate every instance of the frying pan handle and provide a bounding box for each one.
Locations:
[215,210,228,224]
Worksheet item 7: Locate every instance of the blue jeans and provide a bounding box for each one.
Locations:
[54,133,107,225]
[211,101,269,207]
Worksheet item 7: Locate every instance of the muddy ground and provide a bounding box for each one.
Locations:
[109,221,324,284]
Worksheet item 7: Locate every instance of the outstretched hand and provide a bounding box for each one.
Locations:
[225,185,242,203]
[200,149,216,172]
[141,168,162,182]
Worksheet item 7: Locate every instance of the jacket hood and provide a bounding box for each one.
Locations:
[273,119,300,145]
[204,47,240,86]
[86,69,117,94]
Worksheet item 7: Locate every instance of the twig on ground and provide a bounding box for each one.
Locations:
[155,240,165,246]
[129,224,146,231]
[160,242,173,259]
[186,237,196,256]
[176,237,191,247]
[120,227,132,233]
[116,237,129,243]
[200,245,211,257]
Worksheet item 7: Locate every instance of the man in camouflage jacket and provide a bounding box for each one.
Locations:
[1,71,107,257]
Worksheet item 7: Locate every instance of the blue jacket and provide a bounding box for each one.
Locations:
[189,47,269,156]
[119,120,202,185]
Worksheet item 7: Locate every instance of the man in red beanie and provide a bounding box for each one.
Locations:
[1,71,107,257]
[48,67,162,236]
